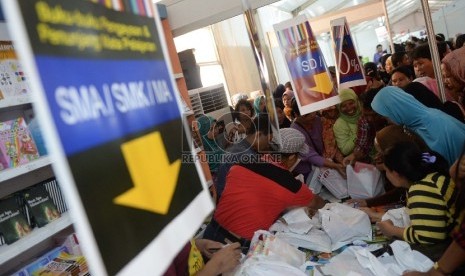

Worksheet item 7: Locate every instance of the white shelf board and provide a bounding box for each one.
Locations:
[0,213,72,265]
[0,156,52,183]
[0,95,33,109]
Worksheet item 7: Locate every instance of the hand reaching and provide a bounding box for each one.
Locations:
[203,242,242,275]
[377,219,395,237]
[345,198,367,207]
[359,207,384,222]
[195,239,224,259]
[343,153,355,166]
[335,163,347,179]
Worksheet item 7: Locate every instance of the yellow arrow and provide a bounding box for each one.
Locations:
[114,131,181,215]
[309,72,334,95]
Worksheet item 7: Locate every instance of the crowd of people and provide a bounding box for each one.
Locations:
[164,34,465,276]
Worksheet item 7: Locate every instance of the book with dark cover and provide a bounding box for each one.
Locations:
[0,196,31,244]
[24,185,60,227]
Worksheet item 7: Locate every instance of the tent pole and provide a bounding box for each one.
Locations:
[420,0,447,103]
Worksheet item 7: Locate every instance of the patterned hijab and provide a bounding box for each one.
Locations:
[337,88,361,124]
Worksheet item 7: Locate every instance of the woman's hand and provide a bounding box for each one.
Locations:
[322,160,347,179]
[198,242,242,276]
[345,198,368,207]
[334,163,347,179]
[359,207,384,222]
[377,219,401,238]
[343,154,355,166]
[195,239,224,259]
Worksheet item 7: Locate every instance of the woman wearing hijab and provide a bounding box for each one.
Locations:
[402,82,464,123]
[290,99,346,180]
[371,86,465,166]
[442,46,465,121]
[402,82,443,109]
[333,89,362,156]
[253,95,266,117]
[282,90,295,121]
[197,115,224,175]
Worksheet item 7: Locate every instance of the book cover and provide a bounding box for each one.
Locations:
[24,108,48,156]
[0,41,30,99]
[24,257,50,276]
[0,117,40,168]
[33,252,88,276]
[24,185,61,227]
[55,232,82,256]
[0,144,8,171]
[44,245,69,261]
[0,196,31,244]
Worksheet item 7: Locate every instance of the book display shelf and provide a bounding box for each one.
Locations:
[0,22,74,274]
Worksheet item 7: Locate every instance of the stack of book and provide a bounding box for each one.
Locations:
[0,179,67,246]
[11,237,87,276]
[32,252,89,276]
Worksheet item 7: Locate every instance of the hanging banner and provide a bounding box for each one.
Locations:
[274,15,339,115]
[2,0,214,275]
[330,17,366,89]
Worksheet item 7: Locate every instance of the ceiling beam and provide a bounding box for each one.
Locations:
[308,0,384,35]
[389,6,419,25]
[163,0,281,37]
[323,0,356,14]
[291,0,318,17]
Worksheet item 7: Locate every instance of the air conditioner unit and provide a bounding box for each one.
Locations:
[188,83,232,125]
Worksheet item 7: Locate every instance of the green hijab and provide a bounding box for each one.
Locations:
[197,115,222,173]
[337,88,361,124]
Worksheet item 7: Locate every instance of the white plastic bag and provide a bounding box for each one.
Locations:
[230,257,307,276]
[275,228,332,253]
[247,230,306,268]
[321,241,433,276]
[318,168,349,199]
[319,203,372,250]
[306,165,322,194]
[320,247,377,276]
[391,240,434,273]
[347,162,385,199]
[281,208,314,234]
[382,207,411,228]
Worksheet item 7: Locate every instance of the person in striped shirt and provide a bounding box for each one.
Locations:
[377,141,457,245]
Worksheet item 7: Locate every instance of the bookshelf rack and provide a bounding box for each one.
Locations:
[0,156,54,199]
[0,94,32,109]
[0,156,51,183]
[0,213,73,272]
[0,22,73,274]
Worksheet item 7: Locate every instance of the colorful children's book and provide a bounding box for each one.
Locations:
[24,185,61,227]
[32,252,89,276]
[0,145,8,171]
[0,117,40,168]
[24,109,48,156]
[24,257,50,276]
[0,196,31,244]
[0,41,30,99]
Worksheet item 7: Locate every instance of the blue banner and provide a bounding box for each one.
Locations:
[37,57,180,155]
